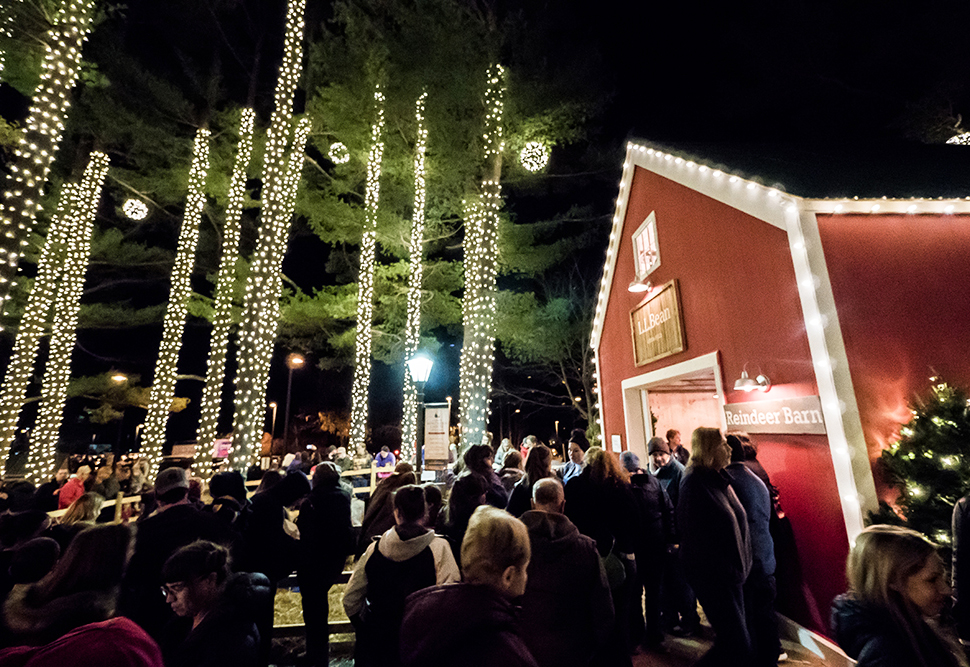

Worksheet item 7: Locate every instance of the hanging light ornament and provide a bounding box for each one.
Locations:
[122,198,149,220]
[28,152,110,482]
[348,84,387,457]
[140,128,212,476]
[230,0,308,470]
[946,132,970,145]
[459,64,506,449]
[196,108,256,463]
[401,91,429,463]
[519,141,549,172]
[0,0,98,304]
[328,142,350,164]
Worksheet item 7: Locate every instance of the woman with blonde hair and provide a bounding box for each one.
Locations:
[400,506,536,667]
[676,427,752,666]
[832,524,966,667]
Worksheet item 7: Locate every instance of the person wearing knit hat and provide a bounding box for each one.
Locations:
[648,437,669,456]
[620,451,645,474]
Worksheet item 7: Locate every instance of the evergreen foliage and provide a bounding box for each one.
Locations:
[869,378,970,550]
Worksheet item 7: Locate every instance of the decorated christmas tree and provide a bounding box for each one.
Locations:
[869,378,970,551]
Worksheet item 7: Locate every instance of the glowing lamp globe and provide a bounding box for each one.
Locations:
[406,353,434,384]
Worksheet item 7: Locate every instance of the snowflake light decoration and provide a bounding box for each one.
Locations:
[122,198,148,220]
[519,141,549,172]
[328,142,350,164]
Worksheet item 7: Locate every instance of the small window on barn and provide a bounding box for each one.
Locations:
[632,211,660,279]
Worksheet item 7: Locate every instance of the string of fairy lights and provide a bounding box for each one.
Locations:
[401,91,429,462]
[230,0,307,470]
[0,183,77,460]
[458,64,505,447]
[196,108,256,462]
[28,151,110,482]
[140,128,211,475]
[0,0,97,304]
[347,84,387,457]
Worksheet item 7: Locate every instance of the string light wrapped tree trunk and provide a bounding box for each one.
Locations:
[140,128,211,474]
[0,0,98,305]
[347,84,387,458]
[195,108,256,462]
[400,92,429,464]
[28,151,110,482]
[0,182,78,463]
[458,64,505,450]
[229,0,309,470]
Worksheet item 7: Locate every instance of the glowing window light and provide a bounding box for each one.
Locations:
[196,108,256,462]
[0,0,98,303]
[140,128,211,476]
[946,132,970,145]
[122,198,148,220]
[401,92,429,463]
[348,84,387,457]
[328,142,350,164]
[0,182,78,459]
[458,64,506,448]
[26,151,109,483]
[519,141,549,172]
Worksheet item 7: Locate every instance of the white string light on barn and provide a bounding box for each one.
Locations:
[0,0,97,303]
[348,84,387,457]
[141,128,211,475]
[196,108,256,462]
[122,198,149,220]
[401,91,429,462]
[229,0,308,470]
[27,151,109,483]
[458,64,505,448]
[0,182,77,461]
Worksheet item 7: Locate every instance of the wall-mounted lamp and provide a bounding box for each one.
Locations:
[734,369,771,392]
[628,279,652,293]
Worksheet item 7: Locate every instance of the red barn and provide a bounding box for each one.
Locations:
[590,140,970,655]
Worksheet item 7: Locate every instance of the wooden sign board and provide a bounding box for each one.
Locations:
[723,396,827,435]
[630,280,685,367]
[423,403,451,470]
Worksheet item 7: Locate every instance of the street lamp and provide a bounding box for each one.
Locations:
[283,353,305,450]
[268,402,278,436]
[406,352,434,474]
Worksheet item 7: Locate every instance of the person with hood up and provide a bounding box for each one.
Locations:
[400,505,537,667]
[519,478,613,667]
[832,524,966,667]
[344,485,459,667]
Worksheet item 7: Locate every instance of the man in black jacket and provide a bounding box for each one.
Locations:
[520,478,613,667]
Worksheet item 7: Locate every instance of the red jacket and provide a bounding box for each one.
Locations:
[57,477,85,510]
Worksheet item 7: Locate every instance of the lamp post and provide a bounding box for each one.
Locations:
[268,402,278,437]
[283,353,305,451]
[406,352,434,474]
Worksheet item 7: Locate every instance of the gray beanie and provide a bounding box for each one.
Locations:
[647,437,670,455]
[619,451,640,473]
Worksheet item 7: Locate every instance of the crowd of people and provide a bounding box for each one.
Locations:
[0,426,962,667]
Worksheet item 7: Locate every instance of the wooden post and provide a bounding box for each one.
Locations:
[113,492,124,523]
[370,460,377,492]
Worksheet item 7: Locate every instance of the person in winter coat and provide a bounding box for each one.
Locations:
[558,429,590,485]
[498,451,526,493]
[463,444,509,509]
[56,467,89,511]
[375,446,396,478]
[400,505,536,667]
[666,430,690,467]
[724,434,781,667]
[520,478,613,667]
[297,463,354,667]
[357,464,417,556]
[344,485,460,667]
[493,438,515,471]
[676,427,752,667]
[564,447,639,665]
[621,451,674,650]
[506,445,555,517]
[4,524,131,647]
[440,473,487,572]
[832,524,965,667]
[159,540,270,667]
[33,468,68,513]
